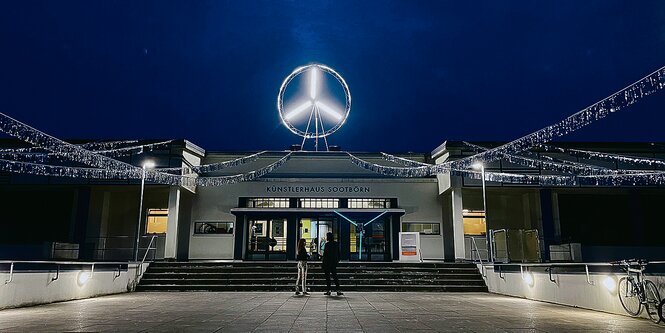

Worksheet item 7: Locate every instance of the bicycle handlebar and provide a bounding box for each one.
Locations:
[610,258,648,266]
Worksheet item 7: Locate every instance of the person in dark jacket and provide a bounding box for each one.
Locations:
[322,232,343,296]
[295,238,309,295]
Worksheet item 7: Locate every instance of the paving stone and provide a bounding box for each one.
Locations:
[0,292,662,332]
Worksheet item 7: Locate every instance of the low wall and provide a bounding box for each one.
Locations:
[479,264,665,318]
[0,263,148,310]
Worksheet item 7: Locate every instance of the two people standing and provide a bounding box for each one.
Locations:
[295,232,343,296]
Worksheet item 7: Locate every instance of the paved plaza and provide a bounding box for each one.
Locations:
[0,292,660,332]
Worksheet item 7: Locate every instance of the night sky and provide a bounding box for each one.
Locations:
[1,1,665,152]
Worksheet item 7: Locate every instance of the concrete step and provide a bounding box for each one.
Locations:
[138,278,487,286]
[145,264,478,274]
[136,284,488,292]
[137,262,488,292]
[148,262,476,268]
[141,272,484,280]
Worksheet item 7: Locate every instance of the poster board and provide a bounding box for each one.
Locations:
[398,232,421,262]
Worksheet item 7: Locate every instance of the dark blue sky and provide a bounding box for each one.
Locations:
[1,1,665,152]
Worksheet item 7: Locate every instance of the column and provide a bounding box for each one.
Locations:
[164,186,180,259]
[451,186,465,261]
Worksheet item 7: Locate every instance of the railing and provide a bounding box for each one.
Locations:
[481,261,665,284]
[1,261,131,285]
[548,243,582,262]
[466,236,488,277]
[86,235,165,261]
[137,235,158,278]
[491,229,541,263]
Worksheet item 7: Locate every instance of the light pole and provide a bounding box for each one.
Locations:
[472,162,491,262]
[134,160,155,261]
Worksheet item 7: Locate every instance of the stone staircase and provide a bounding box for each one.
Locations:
[136,261,488,292]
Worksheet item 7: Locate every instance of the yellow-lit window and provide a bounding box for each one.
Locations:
[463,210,486,235]
[146,209,168,234]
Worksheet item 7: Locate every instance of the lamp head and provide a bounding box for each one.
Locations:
[472,162,484,170]
[142,161,156,169]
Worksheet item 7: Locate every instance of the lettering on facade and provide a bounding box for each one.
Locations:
[266,185,371,194]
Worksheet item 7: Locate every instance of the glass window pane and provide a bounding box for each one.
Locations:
[463,211,486,235]
[146,209,168,234]
[194,222,234,234]
[401,222,440,235]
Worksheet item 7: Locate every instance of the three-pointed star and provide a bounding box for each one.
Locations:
[284,68,342,122]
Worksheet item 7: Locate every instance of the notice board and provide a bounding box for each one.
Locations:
[398,232,421,262]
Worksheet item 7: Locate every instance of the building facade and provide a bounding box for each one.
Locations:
[1,140,664,263]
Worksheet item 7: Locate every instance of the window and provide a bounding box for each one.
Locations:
[146,209,168,234]
[402,222,440,235]
[463,210,486,235]
[194,222,234,234]
[348,198,391,209]
[299,198,339,208]
[247,198,290,208]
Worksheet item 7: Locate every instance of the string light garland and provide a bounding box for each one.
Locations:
[0,112,183,184]
[195,153,292,186]
[448,65,665,169]
[539,145,665,169]
[159,151,267,174]
[460,141,650,176]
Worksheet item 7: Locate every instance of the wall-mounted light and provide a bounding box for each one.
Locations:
[522,271,534,287]
[77,271,91,286]
[520,266,534,287]
[602,276,616,293]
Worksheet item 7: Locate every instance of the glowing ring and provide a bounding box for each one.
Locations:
[277,64,351,138]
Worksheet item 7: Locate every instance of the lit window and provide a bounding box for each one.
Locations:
[299,198,340,208]
[402,222,440,235]
[348,198,391,209]
[194,222,234,234]
[146,209,168,234]
[247,198,290,208]
[463,210,486,235]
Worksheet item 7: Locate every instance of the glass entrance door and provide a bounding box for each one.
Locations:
[350,219,388,261]
[246,219,288,260]
[299,218,337,261]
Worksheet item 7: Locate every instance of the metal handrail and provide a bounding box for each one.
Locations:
[482,261,665,268]
[468,236,487,277]
[0,260,130,265]
[141,235,158,264]
[2,260,134,285]
[136,235,158,278]
[86,234,165,261]
[480,261,665,286]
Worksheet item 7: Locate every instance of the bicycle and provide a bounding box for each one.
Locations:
[613,259,661,323]
[659,298,665,324]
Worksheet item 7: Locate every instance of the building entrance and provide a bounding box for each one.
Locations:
[299,217,338,261]
[349,218,388,261]
[238,211,398,261]
[246,219,288,260]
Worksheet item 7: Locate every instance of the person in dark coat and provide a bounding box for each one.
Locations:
[322,232,343,296]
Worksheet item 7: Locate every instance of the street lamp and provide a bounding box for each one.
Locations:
[472,162,491,262]
[134,160,155,261]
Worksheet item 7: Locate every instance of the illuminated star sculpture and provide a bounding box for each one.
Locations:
[277,64,351,151]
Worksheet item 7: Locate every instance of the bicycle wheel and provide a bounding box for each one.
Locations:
[659,298,665,323]
[618,277,641,316]
[644,280,661,323]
